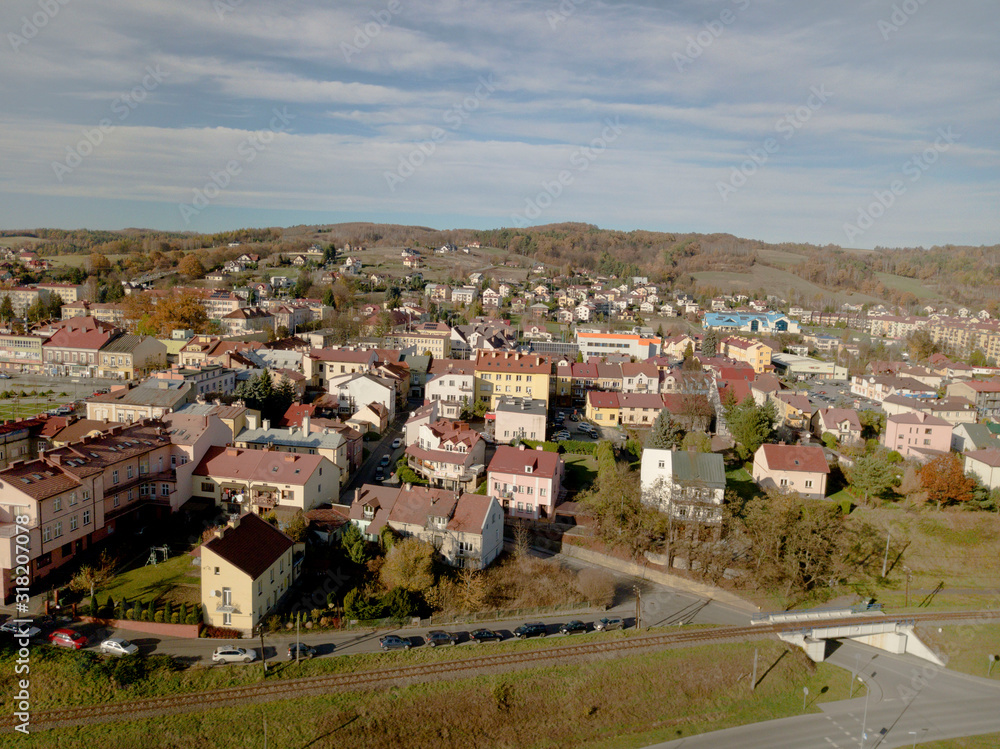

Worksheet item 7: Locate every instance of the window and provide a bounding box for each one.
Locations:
[161,483,170,496]
[126,465,133,479]
[70,515,78,531]
[128,489,134,502]
[214,567,220,576]
[779,478,788,487]
[53,497,61,512]
[805,480,813,489]
[258,580,262,594]
[82,510,91,525]
[201,482,214,492]
[42,525,51,542]
[658,461,665,469]
[69,492,77,506]
[223,612,231,626]
[113,495,120,508]
[539,487,547,497]
[270,569,274,583]
[53,521,62,538]
[112,470,119,485]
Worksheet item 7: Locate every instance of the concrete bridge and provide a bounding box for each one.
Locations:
[778,619,944,665]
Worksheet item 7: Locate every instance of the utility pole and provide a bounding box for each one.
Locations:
[905,567,912,608]
[880,528,891,578]
[296,610,301,663]
[751,647,758,691]
[633,585,641,630]
[260,627,267,675]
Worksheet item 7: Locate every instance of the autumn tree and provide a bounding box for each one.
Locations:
[69,551,116,613]
[918,454,976,509]
[89,253,111,273]
[178,255,205,279]
[379,537,436,594]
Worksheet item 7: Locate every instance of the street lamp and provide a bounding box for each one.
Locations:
[858,676,869,749]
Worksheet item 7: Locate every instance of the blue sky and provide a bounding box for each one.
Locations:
[0,0,997,248]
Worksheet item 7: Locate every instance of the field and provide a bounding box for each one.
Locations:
[41,253,130,269]
[0,392,74,420]
[0,235,47,248]
[12,639,859,749]
[345,244,535,286]
[918,624,1000,681]
[874,271,954,304]
[920,734,1000,748]
[563,453,598,494]
[97,552,201,608]
[692,266,882,307]
[848,507,1000,610]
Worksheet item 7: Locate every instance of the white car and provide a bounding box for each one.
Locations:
[0,621,41,638]
[212,646,257,664]
[99,638,139,657]
[391,438,402,449]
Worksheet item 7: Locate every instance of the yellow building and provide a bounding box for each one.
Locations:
[474,351,552,409]
[389,322,452,359]
[200,513,298,635]
[585,391,620,425]
[721,336,772,374]
[97,335,168,380]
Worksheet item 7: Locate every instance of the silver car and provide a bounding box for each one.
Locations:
[0,621,41,638]
[212,646,258,664]
[594,617,624,631]
[99,638,139,657]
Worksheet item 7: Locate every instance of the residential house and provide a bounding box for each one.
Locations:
[585,391,620,426]
[97,335,167,380]
[304,348,378,388]
[451,286,478,305]
[770,392,813,431]
[150,364,237,397]
[882,412,953,461]
[86,381,195,423]
[946,381,1000,419]
[621,362,660,394]
[347,402,389,435]
[192,445,336,514]
[42,317,122,377]
[233,417,345,493]
[964,449,1000,491]
[425,359,476,419]
[617,393,664,427]
[811,408,863,446]
[639,449,725,528]
[752,444,829,499]
[325,372,396,423]
[200,513,298,635]
[406,419,486,492]
[348,484,503,569]
[951,422,1000,453]
[721,337,772,374]
[487,444,564,520]
[493,397,547,444]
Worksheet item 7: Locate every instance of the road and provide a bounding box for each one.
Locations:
[647,639,1000,748]
[337,410,408,503]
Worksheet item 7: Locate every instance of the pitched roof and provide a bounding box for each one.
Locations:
[587,391,620,409]
[488,445,562,478]
[193,445,327,484]
[818,408,862,431]
[204,514,293,580]
[966,448,1000,468]
[757,444,830,474]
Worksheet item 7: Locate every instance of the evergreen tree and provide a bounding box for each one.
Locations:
[648,410,684,450]
[702,329,719,357]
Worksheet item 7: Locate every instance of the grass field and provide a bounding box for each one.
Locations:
[12,639,859,749]
[693,266,883,307]
[848,507,1000,610]
[917,624,1000,681]
[0,236,47,248]
[919,734,1000,748]
[874,271,953,303]
[725,465,761,504]
[97,553,201,608]
[0,393,73,420]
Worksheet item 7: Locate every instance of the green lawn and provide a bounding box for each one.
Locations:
[917,624,1000,681]
[874,271,952,303]
[12,640,860,749]
[919,734,1000,748]
[563,453,598,494]
[97,552,201,607]
[725,466,761,504]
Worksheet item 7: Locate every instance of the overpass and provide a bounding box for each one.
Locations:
[778,618,944,665]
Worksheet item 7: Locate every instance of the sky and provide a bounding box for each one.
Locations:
[0,0,997,249]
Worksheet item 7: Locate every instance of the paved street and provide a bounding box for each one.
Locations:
[648,639,1000,748]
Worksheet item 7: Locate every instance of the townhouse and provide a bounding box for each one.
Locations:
[946,380,1000,419]
[303,348,378,388]
[234,415,346,490]
[41,317,122,378]
[96,334,167,380]
[425,359,476,418]
[487,444,564,520]
[150,363,237,396]
[474,351,552,410]
[575,330,662,360]
[493,397,547,443]
[0,333,44,374]
[387,322,453,359]
[882,412,953,461]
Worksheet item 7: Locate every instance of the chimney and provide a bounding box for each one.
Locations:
[405,482,412,491]
[228,513,241,530]
[214,526,226,540]
[518,444,525,451]
[262,419,270,431]
[246,412,259,430]
[302,413,311,434]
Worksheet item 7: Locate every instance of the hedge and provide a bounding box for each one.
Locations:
[521,439,560,452]
[556,439,597,455]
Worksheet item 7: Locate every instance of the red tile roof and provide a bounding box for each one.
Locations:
[193,445,326,484]
[475,351,551,374]
[488,445,562,478]
[587,391,620,409]
[758,444,829,474]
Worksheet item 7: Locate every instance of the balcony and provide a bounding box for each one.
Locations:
[215,602,241,614]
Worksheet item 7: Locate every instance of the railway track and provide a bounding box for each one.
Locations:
[4,609,997,733]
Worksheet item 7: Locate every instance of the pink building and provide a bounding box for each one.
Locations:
[882,412,953,461]
[487,444,564,520]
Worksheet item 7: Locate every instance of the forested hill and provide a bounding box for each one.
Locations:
[3,223,998,311]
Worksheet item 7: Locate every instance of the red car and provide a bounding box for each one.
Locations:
[48,628,87,650]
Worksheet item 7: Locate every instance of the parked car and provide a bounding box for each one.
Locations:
[287,643,318,659]
[469,628,503,644]
[0,373,10,379]
[391,438,402,449]
[48,629,87,650]
[559,620,588,635]
[513,622,548,639]
[99,638,139,657]
[212,646,257,663]
[594,617,624,632]
[0,621,41,638]
[425,630,458,647]
[379,635,411,651]
[552,430,570,441]
[379,455,391,467]
[374,466,385,482]
[568,412,579,421]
